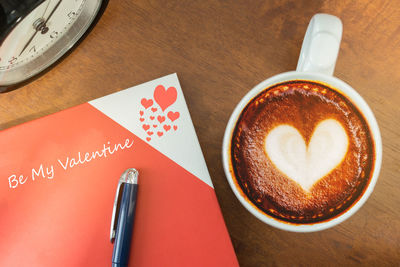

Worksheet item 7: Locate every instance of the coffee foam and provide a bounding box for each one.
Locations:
[230,81,375,223]
[265,119,349,192]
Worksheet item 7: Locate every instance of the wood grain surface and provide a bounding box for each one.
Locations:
[1,1,399,266]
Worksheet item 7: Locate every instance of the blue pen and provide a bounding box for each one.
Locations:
[110,168,139,267]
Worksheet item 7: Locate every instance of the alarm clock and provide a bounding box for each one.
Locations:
[0,0,106,89]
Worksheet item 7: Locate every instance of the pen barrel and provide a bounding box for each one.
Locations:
[112,183,138,267]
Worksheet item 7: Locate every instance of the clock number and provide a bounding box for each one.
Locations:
[50,31,59,39]
[29,46,36,53]
[7,56,17,68]
[8,56,17,65]
[68,11,77,19]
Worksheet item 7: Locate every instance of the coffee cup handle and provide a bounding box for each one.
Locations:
[296,14,343,76]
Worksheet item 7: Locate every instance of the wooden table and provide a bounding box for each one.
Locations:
[1,1,399,266]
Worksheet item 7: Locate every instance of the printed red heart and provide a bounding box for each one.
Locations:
[146,137,151,142]
[157,131,163,137]
[139,110,144,116]
[150,116,155,120]
[154,85,177,111]
[163,125,171,132]
[142,124,150,131]
[151,107,157,112]
[157,115,166,123]
[173,125,178,131]
[139,118,144,122]
[141,98,153,109]
[153,124,157,128]
[147,131,154,136]
[167,111,180,122]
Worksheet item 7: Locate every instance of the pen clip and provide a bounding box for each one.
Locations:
[110,168,139,243]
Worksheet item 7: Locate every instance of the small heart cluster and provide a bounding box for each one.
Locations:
[139,85,180,141]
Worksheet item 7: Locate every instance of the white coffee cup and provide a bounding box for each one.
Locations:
[222,14,382,232]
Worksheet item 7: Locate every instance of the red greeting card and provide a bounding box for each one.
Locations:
[0,74,238,267]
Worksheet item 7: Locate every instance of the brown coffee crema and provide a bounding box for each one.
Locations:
[230,81,375,224]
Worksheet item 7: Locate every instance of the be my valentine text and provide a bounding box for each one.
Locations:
[7,138,134,190]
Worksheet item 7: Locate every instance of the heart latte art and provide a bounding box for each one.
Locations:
[265,119,348,192]
[230,81,375,224]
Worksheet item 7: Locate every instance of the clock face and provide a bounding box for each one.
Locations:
[0,0,103,86]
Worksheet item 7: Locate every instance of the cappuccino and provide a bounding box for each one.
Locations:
[230,81,375,224]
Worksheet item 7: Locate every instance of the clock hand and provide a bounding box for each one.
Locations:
[42,0,51,19]
[43,0,62,29]
[19,30,39,57]
[18,0,50,57]
[19,0,62,57]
